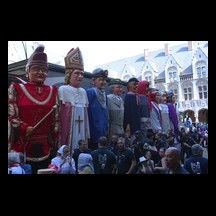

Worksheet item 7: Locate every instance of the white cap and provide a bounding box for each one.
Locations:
[138,156,147,163]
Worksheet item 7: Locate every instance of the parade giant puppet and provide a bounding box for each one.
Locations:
[58,47,90,152]
[166,91,180,142]
[8,44,60,174]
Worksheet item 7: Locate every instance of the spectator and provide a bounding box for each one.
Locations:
[184,144,208,174]
[91,136,116,174]
[136,156,154,174]
[51,145,76,174]
[72,139,92,174]
[8,151,25,174]
[77,153,94,174]
[163,147,189,174]
[19,152,32,174]
[116,137,136,174]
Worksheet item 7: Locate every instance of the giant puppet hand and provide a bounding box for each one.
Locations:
[26,126,34,137]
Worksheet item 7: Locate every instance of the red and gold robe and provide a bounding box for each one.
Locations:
[8,82,60,162]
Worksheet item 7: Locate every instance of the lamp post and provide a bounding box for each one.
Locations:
[21,41,28,60]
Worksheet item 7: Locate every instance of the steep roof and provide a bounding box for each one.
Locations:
[96,41,208,80]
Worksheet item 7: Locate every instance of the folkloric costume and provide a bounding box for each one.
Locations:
[58,47,90,152]
[149,91,162,133]
[158,91,170,134]
[124,78,150,136]
[137,80,152,132]
[107,78,124,137]
[8,45,60,164]
[166,91,180,140]
[86,68,108,150]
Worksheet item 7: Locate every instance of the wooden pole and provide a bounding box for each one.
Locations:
[33,104,58,131]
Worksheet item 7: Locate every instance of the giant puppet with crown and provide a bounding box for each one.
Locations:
[8,44,60,173]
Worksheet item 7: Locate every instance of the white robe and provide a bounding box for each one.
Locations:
[58,85,90,151]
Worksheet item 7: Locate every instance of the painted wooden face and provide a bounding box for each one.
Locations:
[69,69,84,88]
[92,77,107,89]
[28,64,48,84]
[127,81,138,93]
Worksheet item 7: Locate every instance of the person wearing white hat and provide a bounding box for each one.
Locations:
[50,145,76,174]
[136,154,154,174]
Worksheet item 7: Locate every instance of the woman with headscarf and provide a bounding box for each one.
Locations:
[77,153,94,174]
[51,145,76,174]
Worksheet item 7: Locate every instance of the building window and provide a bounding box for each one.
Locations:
[188,87,192,100]
[202,66,206,77]
[196,61,207,78]
[198,85,208,99]
[169,71,176,79]
[145,76,152,83]
[168,85,178,102]
[168,66,177,81]
[183,86,192,100]
[197,67,201,78]
[174,89,178,100]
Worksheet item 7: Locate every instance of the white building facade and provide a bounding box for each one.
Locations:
[96,41,208,124]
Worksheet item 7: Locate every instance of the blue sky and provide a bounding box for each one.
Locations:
[11,41,187,72]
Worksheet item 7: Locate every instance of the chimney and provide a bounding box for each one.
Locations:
[164,43,170,56]
[144,49,148,59]
[188,41,193,51]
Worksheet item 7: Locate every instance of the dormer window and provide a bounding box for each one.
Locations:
[196,61,207,78]
[168,66,177,82]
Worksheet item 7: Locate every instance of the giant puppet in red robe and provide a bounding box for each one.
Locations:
[8,45,60,174]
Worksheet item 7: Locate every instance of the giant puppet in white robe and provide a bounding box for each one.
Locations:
[59,47,90,152]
